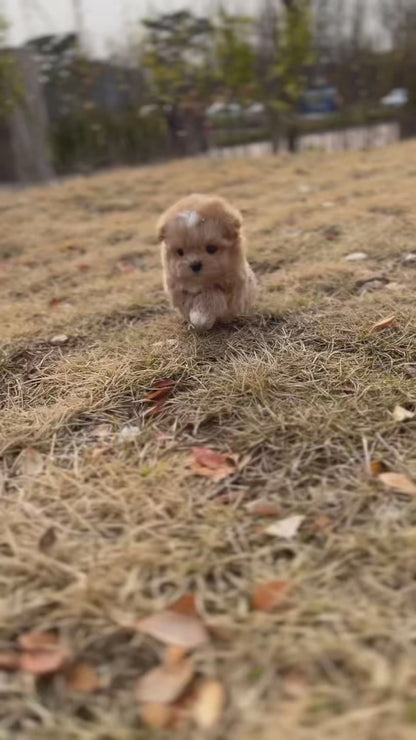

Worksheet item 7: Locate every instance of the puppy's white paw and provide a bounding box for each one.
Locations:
[189,308,214,332]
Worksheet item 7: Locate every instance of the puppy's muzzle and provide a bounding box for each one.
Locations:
[190,261,202,273]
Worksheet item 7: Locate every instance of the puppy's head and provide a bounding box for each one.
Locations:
[158,194,243,289]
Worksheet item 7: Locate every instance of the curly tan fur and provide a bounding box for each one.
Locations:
[158,194,257,331]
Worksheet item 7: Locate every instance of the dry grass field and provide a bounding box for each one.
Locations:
[1,142,416,740]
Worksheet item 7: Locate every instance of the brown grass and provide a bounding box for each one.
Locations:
[1,143,416,739]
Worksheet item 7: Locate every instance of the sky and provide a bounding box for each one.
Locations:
[2,0,257,55]
[1,0,386,57]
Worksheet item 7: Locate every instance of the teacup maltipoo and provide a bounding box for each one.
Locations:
[158,194,257,331]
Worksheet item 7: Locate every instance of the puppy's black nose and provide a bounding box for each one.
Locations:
[190,261,202,273]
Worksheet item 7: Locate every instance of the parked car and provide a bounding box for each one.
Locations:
[207,102,243,120]
[298,86,340,118]
[380,88,409,108]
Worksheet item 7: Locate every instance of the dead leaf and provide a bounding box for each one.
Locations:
[76,262,91,271]
[0,651,20,670]
[18,632,71,675]
[245,499,281,518]
[206,622,234,642]
[91,423,113,440]
[18,631,60,651]
[359,278,389,294]
[146,379,176,403]
[139,702,174,729]
[143,401,168,418]
[370,460,388,476]
[118,425,140,442]
[344,251,368,262]
[192,447,237,483]
[392,405,414,422]
[17,448,44,477]
[164,645,189,667]
[137,610,209,649]
[19,647,70,675]
[264,515,305,540]
[169,593,198,617]
[135,660,194,704]
[192,680,225,729]
[379,472,416,496]
[370,315,396,334]
[252,581,292,612]
[50,334,69,345]
[309,516,333,533]
[38,526,57,553]
[48,297,67,309]
[66,662,101,693]
[215,490,245,505]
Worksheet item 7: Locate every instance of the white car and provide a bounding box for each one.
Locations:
[207,102,242,119]
[381,88,409,107]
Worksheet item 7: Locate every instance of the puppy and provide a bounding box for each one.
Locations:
[158,194,257,331]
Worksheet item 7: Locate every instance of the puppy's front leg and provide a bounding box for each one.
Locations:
[189,290,227,332]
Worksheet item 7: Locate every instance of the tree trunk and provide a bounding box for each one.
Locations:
[267,107,281,154]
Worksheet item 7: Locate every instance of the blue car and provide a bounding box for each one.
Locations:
[299,86,340,118]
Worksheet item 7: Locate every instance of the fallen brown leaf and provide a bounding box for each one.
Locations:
[66,662,101,693]
[245,499,281,518]
[370,315,396,333]
[164,645,189,667]
[169,593,198,617]
[309,516,333,533]
[143,401,168,418]
[135,660,194,704]
[136,610,209,648]
[48,297,67,309]
[18,631,60,651]
[370,460,388,476]
[252,581,292,612]
[215,490,245,505]
[38,526,57,553]
[146,379,176,403]
[192,447,237,483]
[392,405,414,422]
[19,647,70,675]
[76,262,91,271]
[192,679,225,729]
[0,651,21,670]
[378,472,416,496]
[139,702,174,729]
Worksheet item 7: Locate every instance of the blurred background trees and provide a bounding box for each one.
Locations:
[0,0,416,179]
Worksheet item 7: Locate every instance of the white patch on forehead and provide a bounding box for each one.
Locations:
[177,210,200,228]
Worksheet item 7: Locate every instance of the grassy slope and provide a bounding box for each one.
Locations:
[0,143,416,739]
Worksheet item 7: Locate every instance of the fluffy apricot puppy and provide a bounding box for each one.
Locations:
[158,194,257,331]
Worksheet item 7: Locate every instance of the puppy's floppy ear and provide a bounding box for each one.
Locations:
[216,199,242,240]
[226,205,243,239]
[157,210,168,242]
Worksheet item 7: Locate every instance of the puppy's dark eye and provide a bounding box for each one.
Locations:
[206,244,218,255]
[177,248,184,257]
